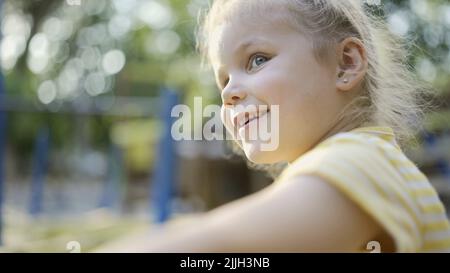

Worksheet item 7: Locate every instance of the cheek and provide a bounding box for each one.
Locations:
[220,106,234,133]
[251,69,288,105]
[258,70,315,130]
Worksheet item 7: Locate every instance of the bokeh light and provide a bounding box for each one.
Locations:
[102,49,126,75]
[37,80,57,104]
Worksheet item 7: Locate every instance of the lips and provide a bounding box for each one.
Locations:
[232,108,270,130]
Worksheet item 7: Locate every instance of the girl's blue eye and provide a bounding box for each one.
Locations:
[248,54,269,71]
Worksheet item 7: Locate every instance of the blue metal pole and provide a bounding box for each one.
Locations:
[150,89,179,223]
[0,0,6,246]
[29,127,50,216]
[424,131,450,185]
[0,63,6,246]
[99,143,123,211]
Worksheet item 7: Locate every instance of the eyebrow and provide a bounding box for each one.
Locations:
[233,38,270,56]
[234,40,257,55]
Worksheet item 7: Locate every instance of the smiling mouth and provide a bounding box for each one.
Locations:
[239,109,270,129]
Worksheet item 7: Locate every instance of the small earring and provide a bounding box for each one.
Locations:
[343,78,349,83]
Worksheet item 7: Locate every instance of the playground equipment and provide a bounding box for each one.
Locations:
[0,0,5,246]
[150,90,179,223]
[0,71,6,246]
[0,83,180,246]
[29,127,50,216]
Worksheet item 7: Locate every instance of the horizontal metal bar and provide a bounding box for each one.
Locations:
[0,95,162,117]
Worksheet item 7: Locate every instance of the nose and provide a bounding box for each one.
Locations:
[221,80,247,106]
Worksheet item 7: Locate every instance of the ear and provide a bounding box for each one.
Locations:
[335,37,368,91]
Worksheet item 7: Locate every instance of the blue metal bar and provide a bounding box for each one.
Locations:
[423,131,450,185]
[0,0,6,247]
[0,63,6,246]
[150,89,179,223]
[0,95,160,117]
[29,127,50,216]
[98,143,123,210]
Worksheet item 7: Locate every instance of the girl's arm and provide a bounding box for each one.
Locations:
[101,175,387,252]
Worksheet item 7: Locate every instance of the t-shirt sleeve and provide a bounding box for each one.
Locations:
[277,138,422,252]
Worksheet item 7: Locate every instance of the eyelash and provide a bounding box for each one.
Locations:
[247,54,270,71]
[220,53,270,90]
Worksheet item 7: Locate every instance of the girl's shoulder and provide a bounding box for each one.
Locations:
[280,126,401,180]
[317,126,399,151]
[276,126,442,252]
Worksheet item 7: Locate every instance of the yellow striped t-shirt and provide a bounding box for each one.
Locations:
[277,126,450,252]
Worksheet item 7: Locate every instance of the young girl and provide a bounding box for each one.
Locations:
[101,0,450,252]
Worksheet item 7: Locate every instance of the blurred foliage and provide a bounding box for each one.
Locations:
[1,0,450,156]
[111,119,162,173]
[1,0,218,160]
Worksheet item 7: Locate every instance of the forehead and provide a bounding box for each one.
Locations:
[208,16,297,67]
[205,0,296,59]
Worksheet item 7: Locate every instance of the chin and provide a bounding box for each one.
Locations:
[243,141,282,164]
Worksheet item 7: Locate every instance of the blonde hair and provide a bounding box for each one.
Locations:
[196,0,433,176]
